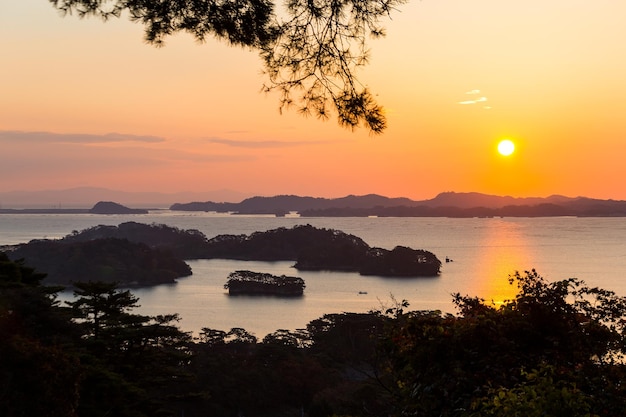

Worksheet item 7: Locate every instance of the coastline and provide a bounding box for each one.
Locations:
[0,208,91,214]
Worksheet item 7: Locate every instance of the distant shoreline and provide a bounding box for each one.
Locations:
[0,208,91,214]
[0,208,161,214]
[2,191,626,217]
[1,208,626,218]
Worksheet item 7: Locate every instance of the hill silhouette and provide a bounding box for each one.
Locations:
[3,191,625,217]
[89,201,148,214]
[170,193,416,215]
[170,192,626,217]
[7,223,441,285]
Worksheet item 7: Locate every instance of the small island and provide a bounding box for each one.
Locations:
[224,270,305,296]
[89,201,148,214]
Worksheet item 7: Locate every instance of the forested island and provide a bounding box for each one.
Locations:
[2,252,626,416]
[6,223,441,286]
[6,237,191,286]
[224,270,305,296]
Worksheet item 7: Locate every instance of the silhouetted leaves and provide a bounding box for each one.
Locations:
[225,270,306,295]
[0,253,81,417]
[48,0,403,132]
[381,270,626,416]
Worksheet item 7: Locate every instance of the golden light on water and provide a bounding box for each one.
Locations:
[471,220,531,307]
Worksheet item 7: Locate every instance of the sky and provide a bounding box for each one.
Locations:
[2,0,626,201]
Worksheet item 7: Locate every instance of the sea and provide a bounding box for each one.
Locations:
[2,212,626,338]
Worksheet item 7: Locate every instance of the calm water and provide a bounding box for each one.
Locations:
[2,212,626,338]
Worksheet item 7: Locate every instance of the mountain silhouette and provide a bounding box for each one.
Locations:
[170,192,626,217]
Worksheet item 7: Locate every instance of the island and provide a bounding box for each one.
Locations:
[89,201,149,214]
[203,225,442,277]
[169,192,626,217]
[5,223,441,287]
[6,237,191,286]
[224,270,305,296]
[62,222,442,277]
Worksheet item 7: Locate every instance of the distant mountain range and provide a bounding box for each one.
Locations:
[2,189,626,217]
[170,192,626,217]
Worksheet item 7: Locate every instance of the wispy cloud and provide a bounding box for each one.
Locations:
[459,97,488,105]
[0,133,253,187]
[0,130,166,143]
[205,137,329,148]
[458,89,492,109]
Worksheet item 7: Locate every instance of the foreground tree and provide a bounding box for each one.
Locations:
[66,281,193,416]
[379,270,626,416]
[0,253,81,417]
[48,0,405,133]
[7,253,626,416]
[67,281,142,342]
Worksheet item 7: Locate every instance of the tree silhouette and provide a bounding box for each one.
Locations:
[67,280,141,341]
[48,0,405,133]
[379,270,626,416]
[0,253,82,416]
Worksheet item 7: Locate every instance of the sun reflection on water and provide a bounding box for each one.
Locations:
[469,219,532,308]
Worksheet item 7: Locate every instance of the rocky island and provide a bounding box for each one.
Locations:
[224,270,305,296]
[7,237,191,286]
[203,224,442,277]
[5,223,441,287]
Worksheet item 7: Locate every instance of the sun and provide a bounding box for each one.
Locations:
[497,139,515,156]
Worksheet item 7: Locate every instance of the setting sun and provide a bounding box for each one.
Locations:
[497,139,515,156]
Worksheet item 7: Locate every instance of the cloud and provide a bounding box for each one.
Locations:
[0,130,166,143]
[205,137,329,148]
[458,89,490,107]
[0,135,254,190]
[459,97,488,105]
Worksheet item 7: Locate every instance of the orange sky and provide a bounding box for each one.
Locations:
[2,0,626,200]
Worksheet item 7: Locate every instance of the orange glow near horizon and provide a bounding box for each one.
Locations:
[2,1,626,200]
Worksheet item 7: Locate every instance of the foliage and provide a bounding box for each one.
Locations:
[204,224,441,276]
[0,252,81,417]
[224,269,306,295]
[66,280,194,416]
[12,223,440,280]
[5,254,626,416]
[49,0,276,47]
[8,237,192,286]
[380,270,626,416]
[48,0,405,133]
[360,245,442,276]
[260,0,401,133]
[206,224,369,262]
[64,221,209,258]
[475,365,596,417]
[67,281,142,340]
